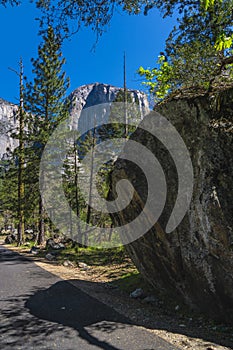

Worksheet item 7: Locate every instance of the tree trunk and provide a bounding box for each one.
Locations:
[85,124,97,247]
[17,58,25,246]
[73,140,82,246]
[38,195,45,245]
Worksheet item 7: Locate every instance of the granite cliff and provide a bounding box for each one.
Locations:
[0,98,18,159]
[69,83,149,130]
[0,83,149,158]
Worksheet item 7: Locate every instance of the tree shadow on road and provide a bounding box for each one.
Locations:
[0,246,46,266]
[0,279,176,350]
[64,279,233,350]
[1,245,232,349]
[26,280,130,350]
[0,292,71,349]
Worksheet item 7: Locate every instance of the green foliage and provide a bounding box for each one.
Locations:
[0,0,19,6]
[35,0,156,37]
[56,245,127,265]
[138,55,174,100]
[34,0,227,37]
[0,158,18,215]
[1,0,229,41]
[23,26,70,241]
[138,0,233,101]
[111,271,149,293]
[201,0,215,10]
[25,26,70,127]
[201,0,222,11]
[1,149,40,225]
[25,25,70,168]
[215,33,233,50]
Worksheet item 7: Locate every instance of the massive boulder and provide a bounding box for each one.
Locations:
[109,87,233,323]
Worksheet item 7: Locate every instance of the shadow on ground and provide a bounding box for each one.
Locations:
[26,280,131,350]
[0,245,176,350]
[0,280,176,350]
[66,279,233,349]
[0,245,232,349]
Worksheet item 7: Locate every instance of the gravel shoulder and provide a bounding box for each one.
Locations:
[2,242,233,350]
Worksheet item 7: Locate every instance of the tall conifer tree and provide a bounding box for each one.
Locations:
[25,26,70,245]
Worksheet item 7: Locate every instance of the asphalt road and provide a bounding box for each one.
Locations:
[0,244,177,350]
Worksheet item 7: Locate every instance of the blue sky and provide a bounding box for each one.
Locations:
[0,2,177,103]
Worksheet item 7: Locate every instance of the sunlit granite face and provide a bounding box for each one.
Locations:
[69,83,150,130]
[0,83,149,159]
[0,99,18,159]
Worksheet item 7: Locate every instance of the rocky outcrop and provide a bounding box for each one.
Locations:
[109,87,233,323]
[70,83,149,114]
[0,83,149,158]
[0,98,18,159]
[69,83,149,130]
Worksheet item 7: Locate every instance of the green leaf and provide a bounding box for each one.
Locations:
[215,34,233,51]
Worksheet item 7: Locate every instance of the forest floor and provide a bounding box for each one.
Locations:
[1,238,233,350]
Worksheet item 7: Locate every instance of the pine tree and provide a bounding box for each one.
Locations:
[25,26,70,245]
[0,156,18,220]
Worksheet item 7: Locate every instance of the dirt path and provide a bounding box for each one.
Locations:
[2,242,232,350]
